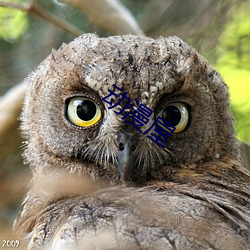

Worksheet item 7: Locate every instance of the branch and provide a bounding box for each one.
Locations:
[0,82,26,137]
[59,0,144,35]
[0,0,81,36]
[0,1,28,10]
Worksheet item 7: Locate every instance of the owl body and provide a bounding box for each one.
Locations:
[15,34,250,249]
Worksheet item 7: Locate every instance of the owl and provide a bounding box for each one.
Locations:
[14,34,250,250]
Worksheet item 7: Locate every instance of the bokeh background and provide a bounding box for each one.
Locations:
[0,0,249,243]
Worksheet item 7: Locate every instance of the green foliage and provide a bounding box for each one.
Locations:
[217,2,250,69]
[216,1,250,142]
[0,5,28,40]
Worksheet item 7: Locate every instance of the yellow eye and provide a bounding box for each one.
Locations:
[158,102,189,133]
[66,97,101,127]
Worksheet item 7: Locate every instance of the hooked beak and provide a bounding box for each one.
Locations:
[117,131,138,183]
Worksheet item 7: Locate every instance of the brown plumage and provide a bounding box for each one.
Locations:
[14,34,250,249]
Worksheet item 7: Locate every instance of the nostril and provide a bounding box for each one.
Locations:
[131,145,136,152]
[119,143,125,151]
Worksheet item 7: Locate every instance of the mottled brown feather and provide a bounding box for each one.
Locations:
[14,34,250,250]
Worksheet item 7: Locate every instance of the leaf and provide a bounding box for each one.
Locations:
[0,7,28,40]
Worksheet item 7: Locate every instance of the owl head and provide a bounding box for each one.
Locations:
[21,34,239,186]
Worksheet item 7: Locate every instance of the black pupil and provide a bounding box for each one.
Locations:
[76,100,96,121]
[162,105,181,126]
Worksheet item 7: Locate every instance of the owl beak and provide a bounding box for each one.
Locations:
[117,132,138,183]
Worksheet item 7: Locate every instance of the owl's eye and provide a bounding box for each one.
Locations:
[66,97,101,127]
[158,102,189,133]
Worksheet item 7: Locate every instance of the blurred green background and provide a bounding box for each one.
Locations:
[0,0,249,241]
